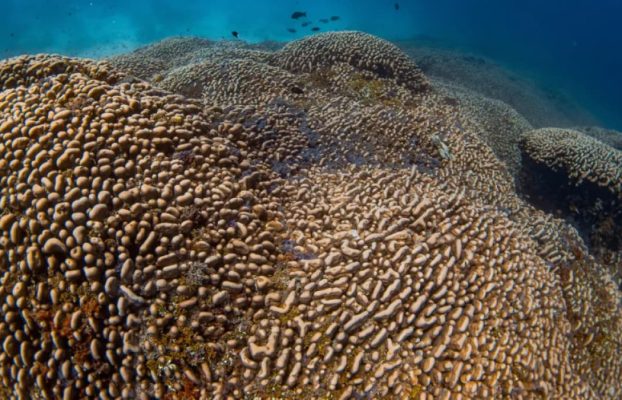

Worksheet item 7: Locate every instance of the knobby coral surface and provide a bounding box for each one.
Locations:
[521,128,622,197]
[0,32,620,400]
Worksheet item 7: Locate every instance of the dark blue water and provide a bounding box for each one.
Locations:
[1,0,620,129]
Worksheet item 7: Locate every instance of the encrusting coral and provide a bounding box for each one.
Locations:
[0,31,621,400]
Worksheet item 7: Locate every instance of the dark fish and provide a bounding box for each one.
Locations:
[330,16,340,21]
[301,21,311,27]
[231,31,239,38]
[394,3,400,10]
[290,86,304,94]
[291,11,307,19]
[287,28,296,33]
[320,18,329,23]
[311,27,320,32]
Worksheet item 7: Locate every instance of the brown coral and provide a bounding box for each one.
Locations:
[521,128,622,197]
[0,55,284,399]
[272,31,429,92]
[239,167,590,399]
[1,32,621,400]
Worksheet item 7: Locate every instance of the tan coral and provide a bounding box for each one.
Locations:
[272,31,429,92]
[1,32,621,400]
[239,167,591,399]
[0,55,284,399]
[521,128,622,197]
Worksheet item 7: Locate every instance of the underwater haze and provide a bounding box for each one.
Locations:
[1,0,621,129]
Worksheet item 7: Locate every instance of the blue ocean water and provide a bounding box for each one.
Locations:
[1,0,620,129]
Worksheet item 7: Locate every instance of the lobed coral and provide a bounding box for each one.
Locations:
[521,128,622,197]
[0,55,285,399]
[0,32,621,400]
[273,31,429,92]
[575,126,622,151]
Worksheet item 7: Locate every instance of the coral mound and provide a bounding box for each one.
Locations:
[242,167,585,399]
[521,128,622,197]
[519,127,622,257]
[0,54,282,399]
[576,126,622,151]
[274,31,429,92]
[0,54,121,90]
[0,33,621,400]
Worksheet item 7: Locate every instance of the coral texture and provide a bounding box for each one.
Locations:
[0,32,620,400]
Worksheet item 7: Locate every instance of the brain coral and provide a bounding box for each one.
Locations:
[238,167,590,399]
[0,55,285,399]
[1,32,621,400]
[521,128,622,197]
[272,31,429,92]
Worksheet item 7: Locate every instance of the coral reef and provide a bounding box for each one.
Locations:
[272,31,429,92]
[0,32,620,399]
[433,80,533,178]
[576,126,622,150]
[399,42,598,128]
[521,128,622,198]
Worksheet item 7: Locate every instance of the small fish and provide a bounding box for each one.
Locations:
[394,3,400,10]
[231,31,239,38]
[291,11,307,20]
[320,18,329,23]
[330,16,340,21]
[290,86,304,94]
[301,21,311,27]
[311,27,320,32]
[287,28,296,33]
